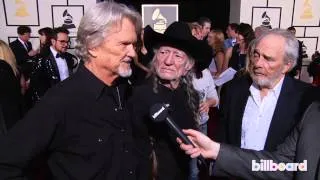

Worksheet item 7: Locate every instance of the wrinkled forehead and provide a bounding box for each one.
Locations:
[255,35,285,56]
[158,46,187,55]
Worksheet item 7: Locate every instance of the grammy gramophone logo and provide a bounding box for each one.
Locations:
[62,9,76,29]
[152,8,167,33]
[261,11,272,29]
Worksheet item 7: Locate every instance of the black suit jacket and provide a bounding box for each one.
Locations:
[29,51,77,104]
[9,39,33,66]
[0,61,23,130]
[218,75,313,151]
[213,101,320,180]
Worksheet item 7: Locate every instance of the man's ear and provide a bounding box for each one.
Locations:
[183,61,195,75]
[185,61,195,71]
[51,39,56,46]
[88,47,98,58]
[282,61,293,74]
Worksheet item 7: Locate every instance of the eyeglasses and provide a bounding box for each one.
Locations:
[56,40,69,44]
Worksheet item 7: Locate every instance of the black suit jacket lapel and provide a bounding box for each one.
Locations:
[264,76,293,150]
[17,40,28,53]
[231,76,252,146]
[26,41,32,52]
[64,53,75,75]
[49,53,61,82]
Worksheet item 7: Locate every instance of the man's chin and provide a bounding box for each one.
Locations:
[253,78,272,88]
[118,68,132,78]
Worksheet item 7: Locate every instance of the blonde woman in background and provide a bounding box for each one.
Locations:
[207,29,226,77]
[0,40,24,130]
[0,40,18,76]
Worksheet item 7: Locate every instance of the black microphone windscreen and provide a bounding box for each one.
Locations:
[149,103,169,123]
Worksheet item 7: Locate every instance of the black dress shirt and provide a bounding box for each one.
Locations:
[129,79,198,180]
[0,65,137,180]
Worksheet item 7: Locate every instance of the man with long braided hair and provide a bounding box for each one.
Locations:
[128,22,212,180]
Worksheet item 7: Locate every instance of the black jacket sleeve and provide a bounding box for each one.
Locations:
[0,92,61,179]
[212,103,317,179]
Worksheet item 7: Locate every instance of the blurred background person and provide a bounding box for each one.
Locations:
[225,23,255,73]
[190,49,219,180]
[130,26,152,86]
[224,23,238,50]
[0,40,24,131]
[37,27,54,58]
[287,26,306,79]
[188,22,203,40]
[207,29,226,77]
[308,50,320,87]
[10,26,38,86]
[9,26,38,66]
[198,17,212,40]
[28,27,78,106]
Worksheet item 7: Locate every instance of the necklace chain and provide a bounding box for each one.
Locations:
[116,86,122,110]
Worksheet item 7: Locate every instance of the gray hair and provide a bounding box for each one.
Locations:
[150,49,200,125]
[75,1,142,62]
[253,28,299,70]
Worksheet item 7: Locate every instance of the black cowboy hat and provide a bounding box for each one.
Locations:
[143,21,212,71]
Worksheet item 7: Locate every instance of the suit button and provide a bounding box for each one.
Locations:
[120,129,126,133]
[128,170,134,175]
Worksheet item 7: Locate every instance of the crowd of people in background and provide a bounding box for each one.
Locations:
[0,1,319,180]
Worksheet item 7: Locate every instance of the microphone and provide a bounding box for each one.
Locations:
[149,103,207,167]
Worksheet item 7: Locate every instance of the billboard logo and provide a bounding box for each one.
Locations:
[252,160,307,171]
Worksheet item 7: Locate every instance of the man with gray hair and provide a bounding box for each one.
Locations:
[0,2,141,179]
[217,29,314,155]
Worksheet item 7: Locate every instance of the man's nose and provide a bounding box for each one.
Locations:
[127,44,136,58]
[164,52,174,65]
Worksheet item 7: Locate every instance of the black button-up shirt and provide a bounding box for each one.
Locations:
[0,65,137,180]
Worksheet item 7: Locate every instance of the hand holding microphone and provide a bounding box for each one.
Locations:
[149,103,208,167]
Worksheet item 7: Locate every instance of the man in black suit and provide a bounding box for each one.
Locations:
[29,27,78,105]
[178,101,320,180]
[217,29,314,152]
[9,26,37,66]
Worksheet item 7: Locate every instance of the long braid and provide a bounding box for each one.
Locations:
[182,71,200,126]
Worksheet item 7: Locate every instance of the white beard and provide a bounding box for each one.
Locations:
[250,67,283,88]
[118,64,132,78]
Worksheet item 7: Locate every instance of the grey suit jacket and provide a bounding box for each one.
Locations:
[213,102,320,180]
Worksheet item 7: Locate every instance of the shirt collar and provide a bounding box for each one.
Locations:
[272,76,285,98]
[50,46,59,58]
[76,65,129,101]
[18,38,26,45]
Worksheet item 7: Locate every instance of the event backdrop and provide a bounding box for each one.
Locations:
[236,0,320,59]
[0,0,95,51]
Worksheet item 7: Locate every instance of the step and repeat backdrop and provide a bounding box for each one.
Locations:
[239,0,320,59]
[0,0,96,51]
